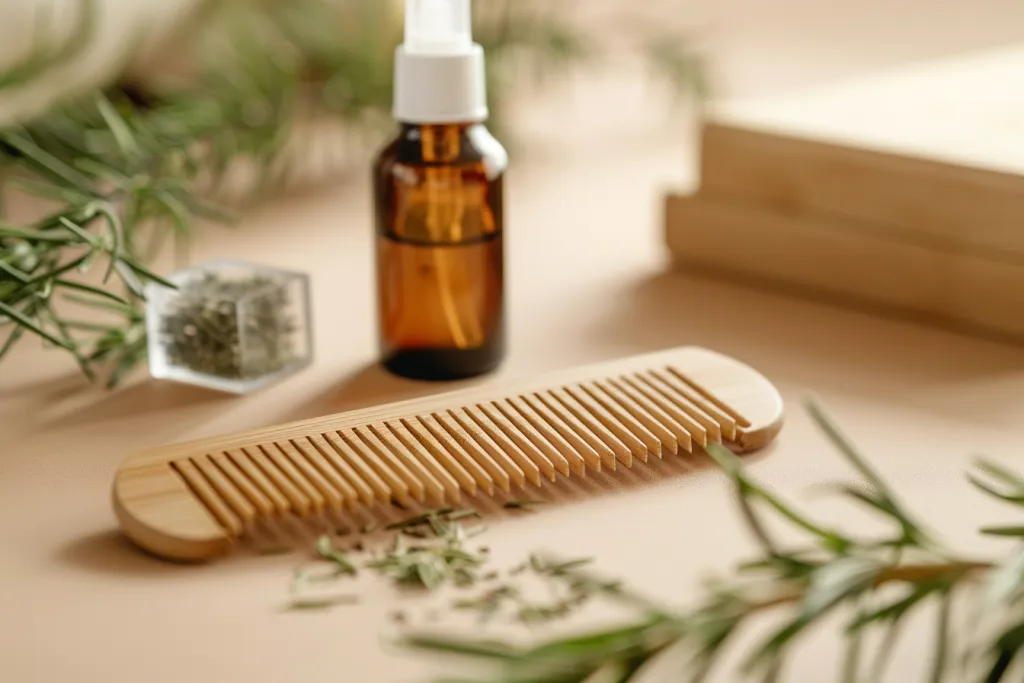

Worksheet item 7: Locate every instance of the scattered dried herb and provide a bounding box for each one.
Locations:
[287,508,600,629]
[529,556,595,577]
[367,523,487,592]
[454,585,520,624]
[401,528,430,539]
[516,595,591,625]
[314,535,358,577]
[284,594,359,612]
[449,556,604,627]
[385,508,481,532]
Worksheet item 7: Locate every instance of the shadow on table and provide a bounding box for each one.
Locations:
[586,269,1024,427]
[38,378,235,430]
[273,360,491,425]
[55,530,192,578]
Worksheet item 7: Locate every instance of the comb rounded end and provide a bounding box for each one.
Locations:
[679,347,785,452]
[113,464,234,563]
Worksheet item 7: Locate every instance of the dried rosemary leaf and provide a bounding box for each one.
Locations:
[314,535,357,576]
[284,594,359,612]
[386,508,480,532]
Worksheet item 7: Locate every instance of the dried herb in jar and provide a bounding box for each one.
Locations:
[158,271,298,380]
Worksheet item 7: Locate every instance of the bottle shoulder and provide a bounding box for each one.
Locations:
[374,123,508,181]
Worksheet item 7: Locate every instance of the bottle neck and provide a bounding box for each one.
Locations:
[398,123,477,163]
[392,44,488,124]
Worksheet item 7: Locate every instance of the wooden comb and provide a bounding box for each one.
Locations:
[112,346,784,562]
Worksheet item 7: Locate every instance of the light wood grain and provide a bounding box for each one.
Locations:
[699,122,1024,261]
[699,43,1024,259]
[112,346,785,562]
[665,192,1024,344]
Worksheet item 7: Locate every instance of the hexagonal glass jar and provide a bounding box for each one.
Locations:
[145,260,313,394]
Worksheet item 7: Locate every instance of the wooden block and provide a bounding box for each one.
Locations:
[699,43,1024,259]
[664,192,1024,344]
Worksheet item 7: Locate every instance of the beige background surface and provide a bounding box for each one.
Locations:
[4,2,1024,682]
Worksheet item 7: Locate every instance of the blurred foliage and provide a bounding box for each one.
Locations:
[0,0,706,387]
[405,398,1024,682]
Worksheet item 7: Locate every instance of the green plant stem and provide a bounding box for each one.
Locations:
[399,396,1019,683]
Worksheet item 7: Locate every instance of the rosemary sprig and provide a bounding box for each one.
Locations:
[400,397,1024,682]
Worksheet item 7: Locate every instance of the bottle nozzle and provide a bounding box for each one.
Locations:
[404,0,472,54]
[394,0,487,123]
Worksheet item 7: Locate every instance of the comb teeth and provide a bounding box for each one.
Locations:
[113,347,784,561]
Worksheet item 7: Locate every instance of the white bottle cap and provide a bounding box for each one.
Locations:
[393,0,488,124]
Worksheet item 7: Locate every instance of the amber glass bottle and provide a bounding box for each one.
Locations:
[372,122,508,381]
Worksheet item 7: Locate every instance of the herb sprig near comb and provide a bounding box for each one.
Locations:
[399,398,1024,682]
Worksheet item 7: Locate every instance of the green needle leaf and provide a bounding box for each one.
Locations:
[706,442,849,553]
[0,300,73,350]
[806,397,927,541]
[984,623,1024,683]
[0,324,25,360]
[399,633,520,660]
[1,132,97,192]
[929,590,952,683]
[983,649,1016,683]
[0,225,72,242]
[57,216,96,245]
[62,292,134,314]
[118,254,176,290]
[523,618,675,666]
[866,616,906,683]
[841,607,864,683]
[10,178,91,204]
[976,459,1024,489]
[283,594,359,611]
[736,480,781,554]
[984,545,1024,609]
[982,527,1024,538]
[847,579,946,629]
[805,397,890,495]
[801,556,881,619]
[314,535,357,576]
[0,260,31,282]
[89,202,124,284]
[95,93,140,159]
[968,476,1024,505]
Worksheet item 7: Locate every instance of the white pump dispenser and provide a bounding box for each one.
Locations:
[393,0,488,124]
